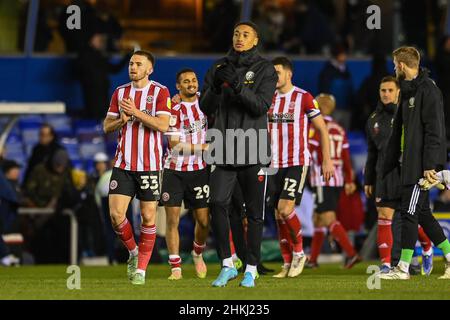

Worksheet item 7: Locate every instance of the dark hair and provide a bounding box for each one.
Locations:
[132,50,155,66]
[272,56,293,72]
[380,75,399,88]
[331,42,348,58]
[40,123,57,139]
[234,21,259,37]
[176,68,196,83]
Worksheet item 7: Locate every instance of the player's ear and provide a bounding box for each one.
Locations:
[176,83,181,91]
[147,67,153,76]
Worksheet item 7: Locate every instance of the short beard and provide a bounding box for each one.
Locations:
[130,73,147,82]
[396,71,405,81]
[184,91,197,98]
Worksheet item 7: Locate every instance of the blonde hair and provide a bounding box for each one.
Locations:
[392,46,420,69]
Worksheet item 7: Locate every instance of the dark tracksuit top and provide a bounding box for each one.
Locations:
[199,46,278,167]
[364,101,401,200]
[382,69,447,185]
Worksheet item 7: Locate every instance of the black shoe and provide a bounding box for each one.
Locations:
[257,263,274,275]
[409,263,421,275]
[305,261,319,269]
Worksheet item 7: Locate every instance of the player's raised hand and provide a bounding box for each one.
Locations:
[120,97,136,116]
[322,159,335,182]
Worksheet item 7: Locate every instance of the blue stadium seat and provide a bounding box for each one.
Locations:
[60,137,80,161]
[79,141,106,160]
[73,119,103,134]
[44,114,73,136]
[84,159,95,174]
[20,122,41,145]
[71,159,84,170]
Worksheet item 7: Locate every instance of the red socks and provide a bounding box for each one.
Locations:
[329,221,356,257]
[418,225,432,252]
[193,241,206,256]
[137,224,156,271]
[377,218,393,265]
[309,227,326,263]
[113,218,137,252]
[284,211,304,253]
[276,219,293,264]
[169,255,182,270]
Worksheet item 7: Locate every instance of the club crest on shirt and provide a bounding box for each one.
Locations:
[373,122,380,135]
[408,97,415,108]
[146,95,153,104]
[169,115,177,127]
[245,71,255,81]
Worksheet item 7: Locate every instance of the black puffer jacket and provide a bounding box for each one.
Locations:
[364,102,401,199]
[200,46,277,167]
[382,69,447,185]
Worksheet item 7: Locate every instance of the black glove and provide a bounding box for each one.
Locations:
[212,64,227,93]
[216,63,241,93]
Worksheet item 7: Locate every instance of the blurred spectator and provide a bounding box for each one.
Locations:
[90,152,109,184]
[95,166,115,263]
[23,124,64,186]
[58,0,102,53]
[76,32,131,119]
[95,1,124,53]
[318,43,354,128]
[0,160,21,266]
[354,53,389,132]
[70,168,103,258]
[24,149,72,208]
[433,189,450,211]
[253,1,285,52]
[204,0,240,53]
[435,36,450,142]
[282,0,335,54]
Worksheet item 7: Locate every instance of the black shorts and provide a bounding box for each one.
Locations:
[108,167,161,201]
[160,168,209,209]
[268,166,308,208]
[314,186,342,213]
[375,198,399,210]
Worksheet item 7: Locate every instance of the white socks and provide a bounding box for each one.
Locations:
[245,264,257,279]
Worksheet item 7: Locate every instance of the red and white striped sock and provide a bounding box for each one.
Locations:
[136,224,156,274]
[113,218,137,255]
[377,218,393,266]
[329,221,356,257]
[284,211,303,254]
[309,227,326,263]
[168,254,182,271]
[418,225,433,255]
[276,219,293,264]
[193,241,206,256]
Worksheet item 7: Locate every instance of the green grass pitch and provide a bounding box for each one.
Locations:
[0,261,449,300]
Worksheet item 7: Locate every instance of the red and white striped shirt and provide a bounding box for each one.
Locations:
[268,86,321,168]
[107,81,171,172]
[309,116,353,187]
[164,99,207,171]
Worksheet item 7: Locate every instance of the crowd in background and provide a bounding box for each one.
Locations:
[2,0,450,266]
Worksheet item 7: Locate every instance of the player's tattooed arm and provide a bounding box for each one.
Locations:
[103,113,128,133]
